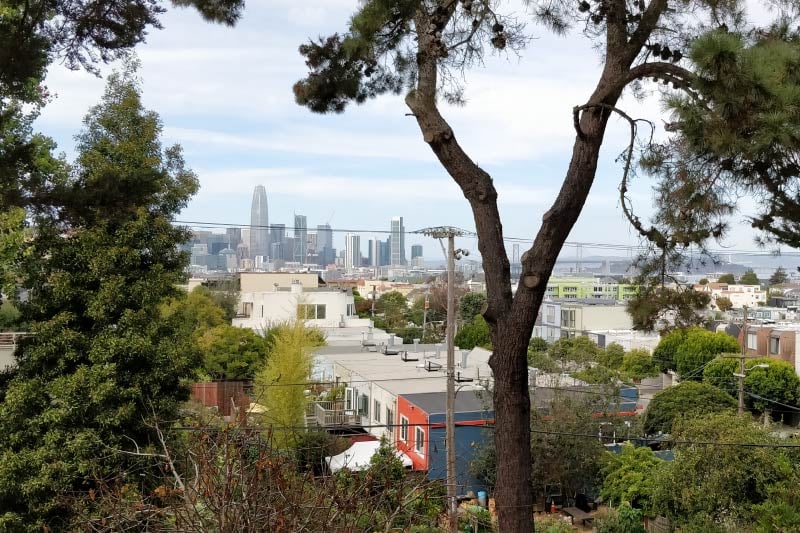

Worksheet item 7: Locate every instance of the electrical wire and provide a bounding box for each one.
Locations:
[173,219,800,257]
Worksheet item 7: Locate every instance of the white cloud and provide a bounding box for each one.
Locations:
[194,166,554,208]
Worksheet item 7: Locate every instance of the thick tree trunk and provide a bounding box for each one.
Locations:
[404,4,666,530]
[490,310,537,531]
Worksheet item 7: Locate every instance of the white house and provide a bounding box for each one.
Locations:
[695,283,767,309]
[232,281,372,331]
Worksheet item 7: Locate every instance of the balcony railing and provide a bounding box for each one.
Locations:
[306,400,359,427]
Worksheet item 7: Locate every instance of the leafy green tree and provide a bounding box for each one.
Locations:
[162,286,227,339]
[547,336,599,369]
[752,481,800,533]
[600,444,663,510]
[598,342,625,370]
[254,322,315,446]
[528,337,549,353]
[454,315,491,350]
[352,289,373,318]
[768,267,789,287]
[572,364,620,385]
[714,296,733,312]
[717,273,736,284]
[642,381,736,435]
[196,324,269,380]
[0,68,198,529]
[621,349,658,381]
[674,328,739,380]
[376,291,409,330]
[703,357,800,420]
[740,270,760,286]
[698,278,709,285]
[652,329,686,373]
[528,349,559,373]
[291,0,800,527]
[651,413,796,527]
[459,292,487,323]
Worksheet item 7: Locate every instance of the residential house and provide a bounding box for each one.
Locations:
[739,323,800,375]
[533,300,633,340]
[311,344,492,442]
[695,282,767,309]
[586,330,661,352]
[396,391,493,494]
[233,280,372,330]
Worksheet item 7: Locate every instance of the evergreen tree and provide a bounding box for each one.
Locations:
[769,267,789,286]
[740,270,760,286]
[0,66,198,530]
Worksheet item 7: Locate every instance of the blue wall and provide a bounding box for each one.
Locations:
[427,410,494,495]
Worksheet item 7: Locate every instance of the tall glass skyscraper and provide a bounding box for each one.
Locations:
[317,224,334,266]
[293,214,308,263]
[390,216,405,266]
[249,185,269,260]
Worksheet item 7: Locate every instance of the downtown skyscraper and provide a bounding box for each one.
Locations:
[293,214,308,263]
[249,185,269,260]
[390,216,406,266]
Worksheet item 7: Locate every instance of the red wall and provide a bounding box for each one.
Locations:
[396,396,429,470]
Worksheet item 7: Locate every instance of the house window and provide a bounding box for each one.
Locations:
[770,337,780,354]
[358,394,369,417]
[297,304,327,320]
[400,416,409,442]
[546,306,555,323]
[747,333,758,350]
[415,427,425,456]
[386,407,394,428]
[374,400,381,422]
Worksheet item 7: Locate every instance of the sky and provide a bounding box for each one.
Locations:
[34,0,774,261]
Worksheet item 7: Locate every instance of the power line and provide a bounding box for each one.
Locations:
[173,219,800,257]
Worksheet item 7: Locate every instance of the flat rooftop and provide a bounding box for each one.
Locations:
[403,390,493,415]
[313,345,493,395]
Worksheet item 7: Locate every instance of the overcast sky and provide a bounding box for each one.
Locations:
[34,0,771,260]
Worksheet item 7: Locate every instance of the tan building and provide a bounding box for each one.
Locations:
[240,272,323,292]
[739,324,800,375]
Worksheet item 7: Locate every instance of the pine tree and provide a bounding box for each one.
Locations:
[0,65,198,530]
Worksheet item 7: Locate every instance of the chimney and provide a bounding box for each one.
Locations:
[290,280,303,294]
[461,349,469,369]
[388,334,395,346]
[435,343,442,359]
[413,338,420,352]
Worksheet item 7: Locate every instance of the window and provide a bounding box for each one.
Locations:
[374,400,381,422]
[747,333,758,350]
[400,416,409,442]
[347,303,355,316]
[345,387,354,412]
[297,304,327,319]
[415,427,425,455]
[546,306,555,324]
[358,394,369,417]
[386,407,394,428]
[770,337,780,354]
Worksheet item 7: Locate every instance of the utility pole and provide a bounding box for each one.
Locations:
[421,226,469,533]
[738,306,748,415]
